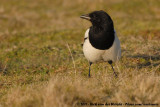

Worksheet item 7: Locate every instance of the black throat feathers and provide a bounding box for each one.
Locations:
[89,26,115,50]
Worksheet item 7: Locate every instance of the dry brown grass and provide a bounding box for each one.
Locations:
[4,71,160,107]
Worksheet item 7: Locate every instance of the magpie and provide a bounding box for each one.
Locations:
[80,10,121,77]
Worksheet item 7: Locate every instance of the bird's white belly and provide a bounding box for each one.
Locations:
[83,35,121,63]
[83,39,105,63]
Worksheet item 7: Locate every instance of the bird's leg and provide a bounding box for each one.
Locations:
[108,61,117,78]
[111,64,117,78]
[89,62,92,77]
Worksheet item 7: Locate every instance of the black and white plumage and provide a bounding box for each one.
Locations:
[80,10,121,77]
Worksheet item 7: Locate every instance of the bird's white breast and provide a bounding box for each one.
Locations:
[83,29,121,63]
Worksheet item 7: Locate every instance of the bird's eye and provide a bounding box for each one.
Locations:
[92,14,96,18]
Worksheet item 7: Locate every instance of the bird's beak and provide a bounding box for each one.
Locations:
[80,14,91,20]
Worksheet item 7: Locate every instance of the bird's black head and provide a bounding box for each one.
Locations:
[80,10,115,50]
[80,10,114,30]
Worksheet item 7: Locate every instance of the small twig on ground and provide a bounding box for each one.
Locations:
[66,43,76,75]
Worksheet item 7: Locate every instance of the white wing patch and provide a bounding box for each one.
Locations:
[84,29,90,38]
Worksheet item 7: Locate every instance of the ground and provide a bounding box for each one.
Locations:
[0,0,160,107]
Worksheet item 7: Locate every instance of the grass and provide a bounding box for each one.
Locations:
[0,0,160,106]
